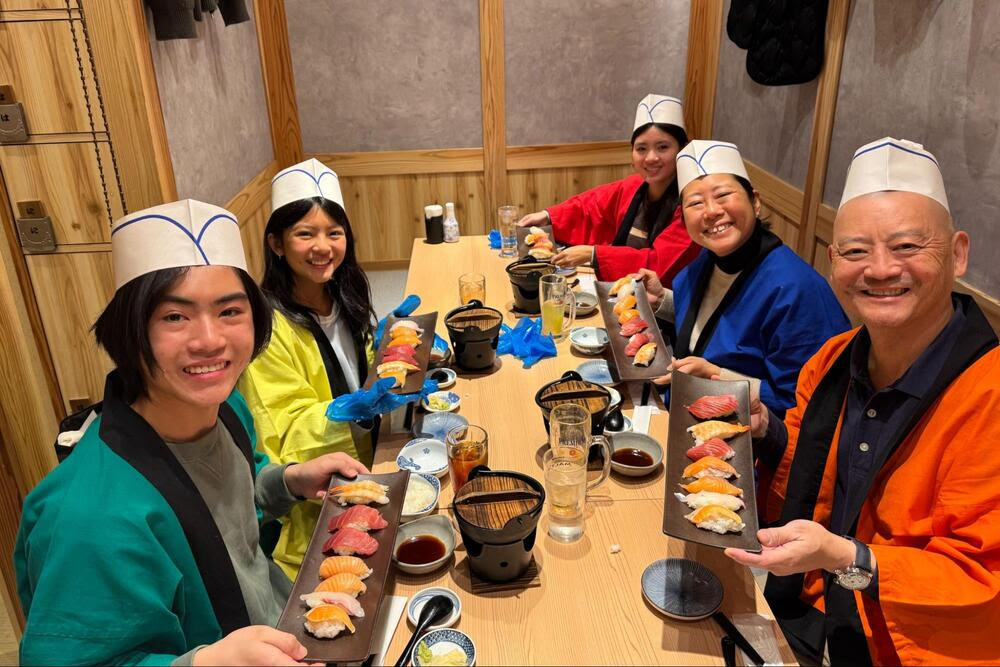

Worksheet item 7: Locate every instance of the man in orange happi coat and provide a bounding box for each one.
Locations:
[727,138,1000,665]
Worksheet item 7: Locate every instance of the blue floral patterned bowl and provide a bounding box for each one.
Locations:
[396,438,448,477]
[415,412,468,443]
[412,628,476,666]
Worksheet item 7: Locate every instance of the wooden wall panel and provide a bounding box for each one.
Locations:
[253,0,302,167]
[2,0,75,9]
[683,0,724,140]
[0,18,102,134]
[239,205,268,282]
[0,141,122,245]
[479,0,506,221]
[507,164,633,216]
[25,251,114,412]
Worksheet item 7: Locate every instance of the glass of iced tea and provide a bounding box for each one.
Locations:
[458,273,486,304]
[446,424,489,492]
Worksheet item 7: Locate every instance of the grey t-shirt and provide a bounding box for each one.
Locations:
[166,421,299,665]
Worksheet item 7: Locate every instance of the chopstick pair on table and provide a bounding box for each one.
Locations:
[713,611,766,666]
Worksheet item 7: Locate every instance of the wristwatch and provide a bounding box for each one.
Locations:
[833,536,874,590]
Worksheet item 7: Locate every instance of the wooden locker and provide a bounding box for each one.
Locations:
[1,141,122,245]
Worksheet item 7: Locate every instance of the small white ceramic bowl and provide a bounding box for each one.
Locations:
[609,431,663,477]
[569,326,609,355]
[393,514,456,575]
[397,438,449,477]
[412,628,476,667]
[574,291,599,317]
[423,390,461,412]
[400,472,441,523]
[407,587,462,629]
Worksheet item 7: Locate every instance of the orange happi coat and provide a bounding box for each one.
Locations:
[763,327,1000,666]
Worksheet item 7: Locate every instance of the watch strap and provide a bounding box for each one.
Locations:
[846,535,873,574]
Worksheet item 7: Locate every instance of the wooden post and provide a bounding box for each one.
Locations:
[683,0,724,140]
[254,0,304,168]
[796,0,852,261]
[479,0,507,222]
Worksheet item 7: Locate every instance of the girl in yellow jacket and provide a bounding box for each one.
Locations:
[239,159,376,580]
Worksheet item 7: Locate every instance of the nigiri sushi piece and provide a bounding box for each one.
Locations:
[680,477,743,497]
[315,572,367,597]
[528,247,554,260]
[299,591,366,617]
[387,334,421,348]
[624,332,652,357]
[528,226,547,236]
[617,309,640,325]
[620,318,649,337]
[304,604,356,639]
[390,320,424,336]
[329,480,390,505]
[682,455,739,479]
[319,555,374,580]
[328,506,388,533]
[633,342,657,367]
[531,239,555,251]
[686,437,735,461]
[687,394,739,420]
[378,369,407,388]
[613,294,637,315]
[383,343,416,359]
[323,527,379,556]
[376,360,418,376]
[609,277,631,296]
[524,231,549,245]
[685,504,745,534]
[381,349,418,366]
[674,491,746,512]
[687,420,751,445]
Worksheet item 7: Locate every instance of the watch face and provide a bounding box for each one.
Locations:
[837,568,872,590]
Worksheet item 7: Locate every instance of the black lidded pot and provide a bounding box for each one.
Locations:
[444,300,504,371]
[534,370,612,436]
[424,204,444,244]
[505,256,556,314]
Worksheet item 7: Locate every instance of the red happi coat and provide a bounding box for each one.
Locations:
[546,174,699,287]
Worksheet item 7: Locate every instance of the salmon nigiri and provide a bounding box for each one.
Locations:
[304,604,356,639]
[319,555,374,580]
[679,477,743,497]
[613,294,637,315]
[685,504,745,534]
[682,455,739,480]
[315,572,366,597]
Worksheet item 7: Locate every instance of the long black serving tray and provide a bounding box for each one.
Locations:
[594,279,672,381]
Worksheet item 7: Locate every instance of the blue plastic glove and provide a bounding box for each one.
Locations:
[487,229,501,249]
[374,294,421,343]
[326,377,441,422]
[497,317,557,369]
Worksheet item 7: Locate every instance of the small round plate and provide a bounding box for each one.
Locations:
[407,587,462,629]
[641,558,723,621]
[412,628,476,667]
[423,390,461,412]
[429,367,457,389]
[416,412,468,442]
[397,438,448,477]
[555,265,577,277]
[569,326,609,351]
[576,359,615,386]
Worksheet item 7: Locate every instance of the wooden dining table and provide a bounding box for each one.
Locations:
[373,236,796,665]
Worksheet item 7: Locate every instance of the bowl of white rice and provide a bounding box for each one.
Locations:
[401,472,440,522]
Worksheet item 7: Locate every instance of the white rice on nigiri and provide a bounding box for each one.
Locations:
[684,508,745,534]
[674,491,745,512]
[304,617,350,639]
[390,320,423,335]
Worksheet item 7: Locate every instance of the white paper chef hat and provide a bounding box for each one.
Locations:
[676,140,750,193]
[840,138,949,212]
[111,199,247,289]
[270,158,346,213]
[633,94,685,133]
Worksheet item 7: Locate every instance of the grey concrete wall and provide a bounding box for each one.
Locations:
[148,0,272,205]
[504,0,689,146]
[287,0,482,153]
[712,0,816,189]
[825,0,1000,297]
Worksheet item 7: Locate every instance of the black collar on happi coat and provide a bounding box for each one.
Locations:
[765,293,998,663]
[674,224,782,359]
[277,300,369,398]
[98,371,254,634]
[611,181,675,248]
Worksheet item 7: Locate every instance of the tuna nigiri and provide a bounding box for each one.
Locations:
[674,491,745,512]
[315,572,367,597]
[624,332,652,357]
[687,420,751,445]
[681,455,739,479]
[685,504,745,534]
[319,555,373,580]
[620,318,650,337]
[633,342,657,367]
[686,437,735,461]
[328,506,388,533]
[329,480,390,505]
[687,394,739,420]
[300,591,365,617]
[679,477,743,497]
[383,343,416,359]
[322,527,379,556]
[304,604,356,639]
[382,349,418,364]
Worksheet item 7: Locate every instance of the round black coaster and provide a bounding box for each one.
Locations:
[641,558,724,621]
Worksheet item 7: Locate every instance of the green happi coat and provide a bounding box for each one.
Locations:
[16,373,272,665]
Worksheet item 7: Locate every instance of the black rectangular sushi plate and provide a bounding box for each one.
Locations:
[595,280,673,381]
[662,372,762,552]
[364,312,438,394]
[515,224,560,258]
[276,471,409,663]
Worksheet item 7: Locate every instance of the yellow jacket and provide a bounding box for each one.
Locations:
[239,308,374,579]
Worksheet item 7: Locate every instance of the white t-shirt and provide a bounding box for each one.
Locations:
[314,302,361,393]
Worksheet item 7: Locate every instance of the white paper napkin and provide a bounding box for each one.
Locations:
[371,595,408,666]
[630,405,659,435]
